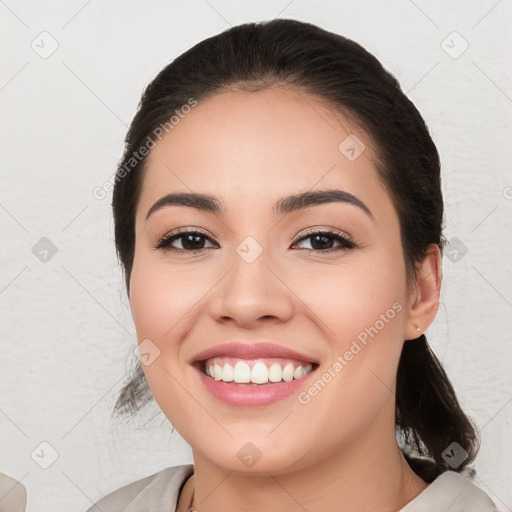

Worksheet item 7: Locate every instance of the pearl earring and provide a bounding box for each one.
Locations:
[415,326,421,332]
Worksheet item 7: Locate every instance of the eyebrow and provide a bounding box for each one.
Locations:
[145,188,373,221]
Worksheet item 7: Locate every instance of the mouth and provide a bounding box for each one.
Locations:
[193,358,320,386]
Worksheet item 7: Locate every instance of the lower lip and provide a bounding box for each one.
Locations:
[193,364,317,407]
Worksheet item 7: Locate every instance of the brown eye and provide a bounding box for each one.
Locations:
[293,229,356,254]
[154,229,217,253]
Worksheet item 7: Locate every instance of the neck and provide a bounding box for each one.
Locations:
[178,423,428,512]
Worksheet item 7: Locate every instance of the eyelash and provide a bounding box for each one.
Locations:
[153,227,357,255]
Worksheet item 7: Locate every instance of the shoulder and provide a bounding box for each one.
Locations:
[400,470,499,512]
[0,471,27,512]
[85,464,194,512]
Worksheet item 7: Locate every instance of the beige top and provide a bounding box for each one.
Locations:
[0,471,27,512]
[85,464,499,512]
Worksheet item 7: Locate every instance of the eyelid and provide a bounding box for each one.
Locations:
[292,226,355,245]
[158,226,214,240]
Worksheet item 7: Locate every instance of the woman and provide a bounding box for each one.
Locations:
[86,18,498,512]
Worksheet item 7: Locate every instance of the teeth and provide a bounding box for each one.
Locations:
[251,361,268,384]
[205,359,314,384]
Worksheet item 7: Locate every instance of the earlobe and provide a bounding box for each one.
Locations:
[404,243,442,341]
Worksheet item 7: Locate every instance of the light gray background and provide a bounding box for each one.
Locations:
[1,1,511,511]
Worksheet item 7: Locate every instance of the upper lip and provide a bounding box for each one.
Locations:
[191,341,320,365]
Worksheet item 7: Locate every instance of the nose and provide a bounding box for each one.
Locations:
[207,247,295,329]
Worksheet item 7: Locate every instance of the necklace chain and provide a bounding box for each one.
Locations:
[185,475,196,512]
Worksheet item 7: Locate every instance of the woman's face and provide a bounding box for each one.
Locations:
[130,87,419,474]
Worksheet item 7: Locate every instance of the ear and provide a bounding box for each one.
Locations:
[404,243,442,341]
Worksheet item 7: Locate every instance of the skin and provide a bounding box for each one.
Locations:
[129,86,442,512]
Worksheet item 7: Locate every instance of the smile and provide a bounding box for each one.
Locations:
[202,357,316,385]
[193,358,319,407]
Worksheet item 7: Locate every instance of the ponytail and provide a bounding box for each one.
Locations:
[396,335,480,482]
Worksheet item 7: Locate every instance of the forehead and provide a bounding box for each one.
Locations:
[138,87,394,225]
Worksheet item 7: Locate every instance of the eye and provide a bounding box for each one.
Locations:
[153,227,357,255]
[292,228,356,254]
[153,228,217,254]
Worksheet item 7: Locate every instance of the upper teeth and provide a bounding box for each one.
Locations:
[204,358,314,384]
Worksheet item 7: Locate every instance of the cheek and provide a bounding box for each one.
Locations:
[293,257,405,340]
[128,259,194,393]
[129,258,205,342]
[292,258,406,395]
[128,259,197,421]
